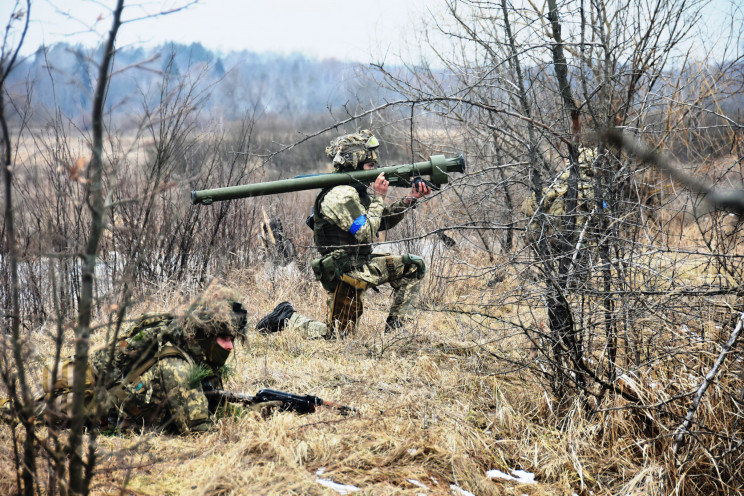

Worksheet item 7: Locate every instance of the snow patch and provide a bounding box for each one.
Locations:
[487,469,536,484]
[407,479,429,489]
[316,478,359,494]
[450,484,476,496]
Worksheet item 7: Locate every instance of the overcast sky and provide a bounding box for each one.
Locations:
[1,0,739,63]
[1,0,447,62]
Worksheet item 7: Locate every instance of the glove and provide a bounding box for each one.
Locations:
[246,400,284,418]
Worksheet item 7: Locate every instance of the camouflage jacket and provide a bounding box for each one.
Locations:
[522,148,596,241]
[319,185,411,244]
[89,313,222,433]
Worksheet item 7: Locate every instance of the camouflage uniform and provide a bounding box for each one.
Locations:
[282,130,426,338]
[42,284,247,434]
[88,315,222,433]
[112,355,213,433]
[522,148,597,244]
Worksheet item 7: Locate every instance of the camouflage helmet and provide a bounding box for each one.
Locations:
[325,129,380,171]
[178,282,248,344]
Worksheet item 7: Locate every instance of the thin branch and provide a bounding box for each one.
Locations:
[602,128,744,215]
[672,312,744,455]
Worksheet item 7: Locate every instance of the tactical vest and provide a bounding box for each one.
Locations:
[90,313,191,390]
[313,185,373,258]
[40,313,194,425]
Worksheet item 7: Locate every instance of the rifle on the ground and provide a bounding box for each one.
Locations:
[204,388,357,415]
[191,154,466,205]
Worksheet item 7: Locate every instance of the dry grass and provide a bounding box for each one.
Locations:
[4,258,738,496]
[2,141,743,494]
[0,271,573,495]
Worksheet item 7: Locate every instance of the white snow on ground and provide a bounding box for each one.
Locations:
[487,468,536,484]
[312,465,538,493]
[315,468,359,494]
[407,479,429,489]
[315,478,360,494]
[450,484,476,496]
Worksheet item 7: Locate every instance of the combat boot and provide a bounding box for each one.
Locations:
[384,315,408,334]
[256,302,295,334]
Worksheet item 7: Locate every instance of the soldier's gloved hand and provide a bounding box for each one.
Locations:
[412,178,432,198]
[189,420,216,433]
[246,400,283,418]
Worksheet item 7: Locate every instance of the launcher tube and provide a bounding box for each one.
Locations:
[191,154,465,205]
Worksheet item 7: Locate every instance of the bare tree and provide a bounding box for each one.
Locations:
[1,5,35,495]
[1,1,220,494]
[371,0,744,492]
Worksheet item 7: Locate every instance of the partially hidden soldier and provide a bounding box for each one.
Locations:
[256,130,431,338]
[521,147,597,246]
[39,283,253,433]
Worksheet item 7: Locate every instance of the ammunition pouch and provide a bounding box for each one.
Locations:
[311,251,363,292]
[311,255,342,292]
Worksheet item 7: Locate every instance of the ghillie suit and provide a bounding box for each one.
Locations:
[40,283,247,433]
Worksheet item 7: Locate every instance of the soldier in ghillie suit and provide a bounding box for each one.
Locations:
[40,283,249,433]
[257,130,431,338]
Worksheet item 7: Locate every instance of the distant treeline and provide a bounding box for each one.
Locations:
[4,42,396,128]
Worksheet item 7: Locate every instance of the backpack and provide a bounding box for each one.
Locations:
[41,313,188,425]
[98,312,178,387]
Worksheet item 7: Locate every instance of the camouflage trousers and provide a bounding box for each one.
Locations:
[288,254,423,339]
[114,356,212,433]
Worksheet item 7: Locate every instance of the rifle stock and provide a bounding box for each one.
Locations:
[191,154,465,205]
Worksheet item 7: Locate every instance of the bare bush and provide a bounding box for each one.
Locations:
[367,0,744,492]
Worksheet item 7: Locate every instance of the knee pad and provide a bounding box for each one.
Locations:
[402,253,426,279]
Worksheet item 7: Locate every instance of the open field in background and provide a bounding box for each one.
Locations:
[4,0,744,491]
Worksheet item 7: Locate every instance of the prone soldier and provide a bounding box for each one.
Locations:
[40,283,252,433]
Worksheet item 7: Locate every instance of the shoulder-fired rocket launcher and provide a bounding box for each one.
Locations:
[191,154,465,205]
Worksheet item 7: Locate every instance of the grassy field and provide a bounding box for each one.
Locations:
[4,256,725,496]
[1,134,741,494]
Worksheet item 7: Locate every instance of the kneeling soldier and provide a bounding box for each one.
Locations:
[257,130,430,338]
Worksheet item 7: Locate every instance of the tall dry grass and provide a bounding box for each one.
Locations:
[1,113,743,494]
[2,239,742,495]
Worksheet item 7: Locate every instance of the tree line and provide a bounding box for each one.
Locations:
[4,40,394,127]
